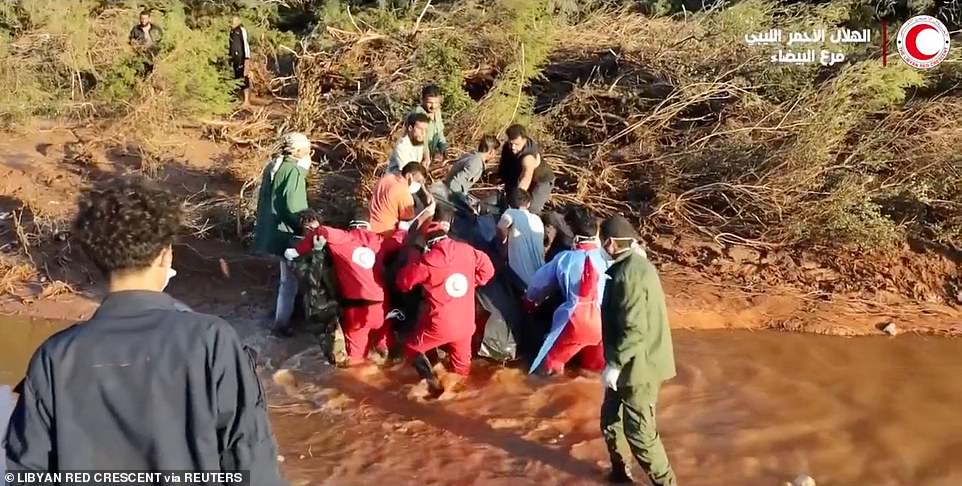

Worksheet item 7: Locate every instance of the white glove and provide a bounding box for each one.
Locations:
[425,200,437,216]
[602,364,621,391]
[312,234,327,250]
[398,220,412,231]
[283,248,299,261]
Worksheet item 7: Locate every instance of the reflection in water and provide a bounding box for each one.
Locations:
[3,317,961,485]
[0,316,73,386]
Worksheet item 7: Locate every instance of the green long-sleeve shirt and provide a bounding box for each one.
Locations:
[410,105,448,157]
[252,156,309,256]
[601,250,676,387]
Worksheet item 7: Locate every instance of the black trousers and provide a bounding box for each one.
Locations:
[528,179,554,215]
[232,59,250,89]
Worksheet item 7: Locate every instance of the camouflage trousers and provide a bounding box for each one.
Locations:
[291,249,347,365]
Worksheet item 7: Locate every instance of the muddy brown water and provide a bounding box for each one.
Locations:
[2,316,961,486]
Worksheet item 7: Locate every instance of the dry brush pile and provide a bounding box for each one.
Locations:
[2,0,962,303]
[287,0,962,255]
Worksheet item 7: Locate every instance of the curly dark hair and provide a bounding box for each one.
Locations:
[565,206,599,238]
[72,180,183,274]
[296,209,321,233]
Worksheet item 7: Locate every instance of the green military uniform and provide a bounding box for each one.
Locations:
[252,156,309,256]
[409,105,448,159]
[291,247,347,366]
[600,249,677,486]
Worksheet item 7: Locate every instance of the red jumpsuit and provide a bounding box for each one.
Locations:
[296,226,391,361]
[544,243,605,372]
[396,237,495,375]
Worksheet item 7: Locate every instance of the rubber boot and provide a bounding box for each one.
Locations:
[607,458,634,484]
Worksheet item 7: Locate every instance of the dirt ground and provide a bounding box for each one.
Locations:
[2,121,961,337]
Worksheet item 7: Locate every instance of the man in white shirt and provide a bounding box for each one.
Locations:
[497,188,546,288]
[387,112,432,173]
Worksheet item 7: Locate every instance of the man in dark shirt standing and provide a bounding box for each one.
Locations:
[497,124,555,215]
[229,16,252,107]
[129,10,162,53]
[4,180,287,485]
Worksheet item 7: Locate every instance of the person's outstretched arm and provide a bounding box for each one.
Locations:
[396,255,429,293]
[525,252,560,303]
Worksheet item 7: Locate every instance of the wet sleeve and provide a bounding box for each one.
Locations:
[4,348,55,472]
[396,257,429,293]
[475,249,495,286]
[210,323,287,486]
[525,253,560,301]
[609,269,648,369]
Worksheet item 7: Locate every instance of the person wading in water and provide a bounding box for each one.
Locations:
[598,215,677,485]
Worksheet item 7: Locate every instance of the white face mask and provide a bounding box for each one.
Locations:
[408,182,422,194]
[296,156,312,170]
[163,267,177,291]
[605,237,637,258]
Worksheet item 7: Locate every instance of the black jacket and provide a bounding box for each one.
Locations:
[129,23,163,46]
[229,26,251,64]
[498,138,554,189]
[4,291,287,485]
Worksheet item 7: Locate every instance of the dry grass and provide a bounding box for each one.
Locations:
[38,279,75,300]
[2,0,960,300]
[271,1,959,252]
[0,259,38,296]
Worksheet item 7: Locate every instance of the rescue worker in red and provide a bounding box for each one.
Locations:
[395,205,495,393]
[285,207,391,363]
[379,200,438,336]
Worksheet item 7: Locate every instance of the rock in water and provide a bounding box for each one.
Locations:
[882,322,898,336]
[792,475,816,486]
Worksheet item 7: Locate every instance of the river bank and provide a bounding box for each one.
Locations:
[3,122,962,336]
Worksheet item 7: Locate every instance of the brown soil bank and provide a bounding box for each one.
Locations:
[1,124,961,337]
